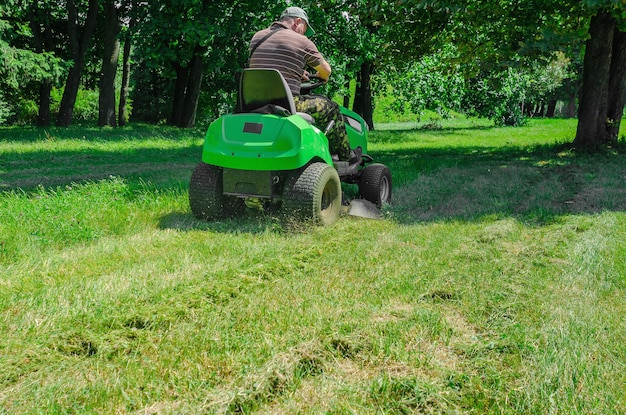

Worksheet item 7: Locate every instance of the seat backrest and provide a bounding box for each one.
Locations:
[239,68,297,115]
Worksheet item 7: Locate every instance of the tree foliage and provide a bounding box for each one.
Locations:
[0,5,66,124]
[379,44,464,119]
[128,0,288,126]
[0,0,624,150]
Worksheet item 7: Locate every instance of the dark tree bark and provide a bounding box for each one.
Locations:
[546,99,557,118]
[169,44,205,128]
[118,21,132,126]
[169,63,190,126]
[353,61,374,130]
[38,80,53,126]
[343,79,350,108]
[574,12,615,149]
[178,44,205,128]
[565,78,578,118]
[606,28,626,143]
[98,1,121,127]
[56,0,99,126]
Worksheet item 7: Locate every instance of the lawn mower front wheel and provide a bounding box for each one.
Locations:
[359,163,392,208]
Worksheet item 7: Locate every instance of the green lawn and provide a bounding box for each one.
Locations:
[1,118,625,414]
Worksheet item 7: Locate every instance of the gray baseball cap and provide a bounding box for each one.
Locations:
[281,6,315,37]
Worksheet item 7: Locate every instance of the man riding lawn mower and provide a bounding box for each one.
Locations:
[188,7,391,225]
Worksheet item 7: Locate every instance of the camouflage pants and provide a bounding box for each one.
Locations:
[293,95,351,160]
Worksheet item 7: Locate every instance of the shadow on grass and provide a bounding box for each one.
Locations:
[3,125,624,229]
[0,123,205,143]
[381,143,626,225]
[0,142,202,192]
[158,211,285,234]
[1,124,205,192]
[159,141,626,232]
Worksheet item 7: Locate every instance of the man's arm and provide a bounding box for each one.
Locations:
[312,59,331,82]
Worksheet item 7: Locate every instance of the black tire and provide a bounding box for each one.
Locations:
[359,163,392,208]
[189,162,244,220]
[282,162,342,226]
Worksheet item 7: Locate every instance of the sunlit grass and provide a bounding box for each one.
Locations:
[1,120,625,414]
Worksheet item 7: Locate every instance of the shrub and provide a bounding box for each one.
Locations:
[0,91,10,124]
[462,68,529,127]
[50,87,99,122]
[16,98,39,124]
[376,45,464,121]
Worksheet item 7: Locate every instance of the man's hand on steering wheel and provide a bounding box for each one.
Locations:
[300,64,329,94]
[300,74,326,94]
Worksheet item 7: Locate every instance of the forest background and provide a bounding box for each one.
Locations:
[1,0,625,149]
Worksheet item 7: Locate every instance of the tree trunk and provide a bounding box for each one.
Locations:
[566,82,578,118]
[546,99,556,118]
[56,0,99,126]
[38,80,53,126]
[118,22,132,126]
[606,28,626,144]
[30,3,53,126]
[169,63,189,126]
[57,66,83,126]
[178,45,205,128]
[353,61,374,130]
[98,1,121,127]
[574,12,615,149]
[343,79,350,108]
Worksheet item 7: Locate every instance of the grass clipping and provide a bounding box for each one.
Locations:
[204,341,328,413]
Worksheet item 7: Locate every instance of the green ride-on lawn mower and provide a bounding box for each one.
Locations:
[189,68,392,225]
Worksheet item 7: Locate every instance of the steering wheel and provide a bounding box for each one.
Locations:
[300,75,326,95]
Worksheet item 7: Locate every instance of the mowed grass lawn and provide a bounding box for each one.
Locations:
[1,118,625,414]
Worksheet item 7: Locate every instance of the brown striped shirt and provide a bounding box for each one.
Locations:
[249,22,324,96]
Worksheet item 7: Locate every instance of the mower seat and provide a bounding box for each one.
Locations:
[239,69,314,123]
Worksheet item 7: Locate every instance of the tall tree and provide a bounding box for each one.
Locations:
[29,1,59,126]
[118,15,133,126]
[56,0,98,126]
[417,0,626,149]
[575,9,626,148]
[98,0,121,127]
[178,44,206,128]
[353,61,374,127]
[135,0,214,128]
[605,28,626,141]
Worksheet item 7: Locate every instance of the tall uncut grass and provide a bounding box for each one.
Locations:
[1,119,625,414]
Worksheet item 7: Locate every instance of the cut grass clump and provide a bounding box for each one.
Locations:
[369,375,443,414]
